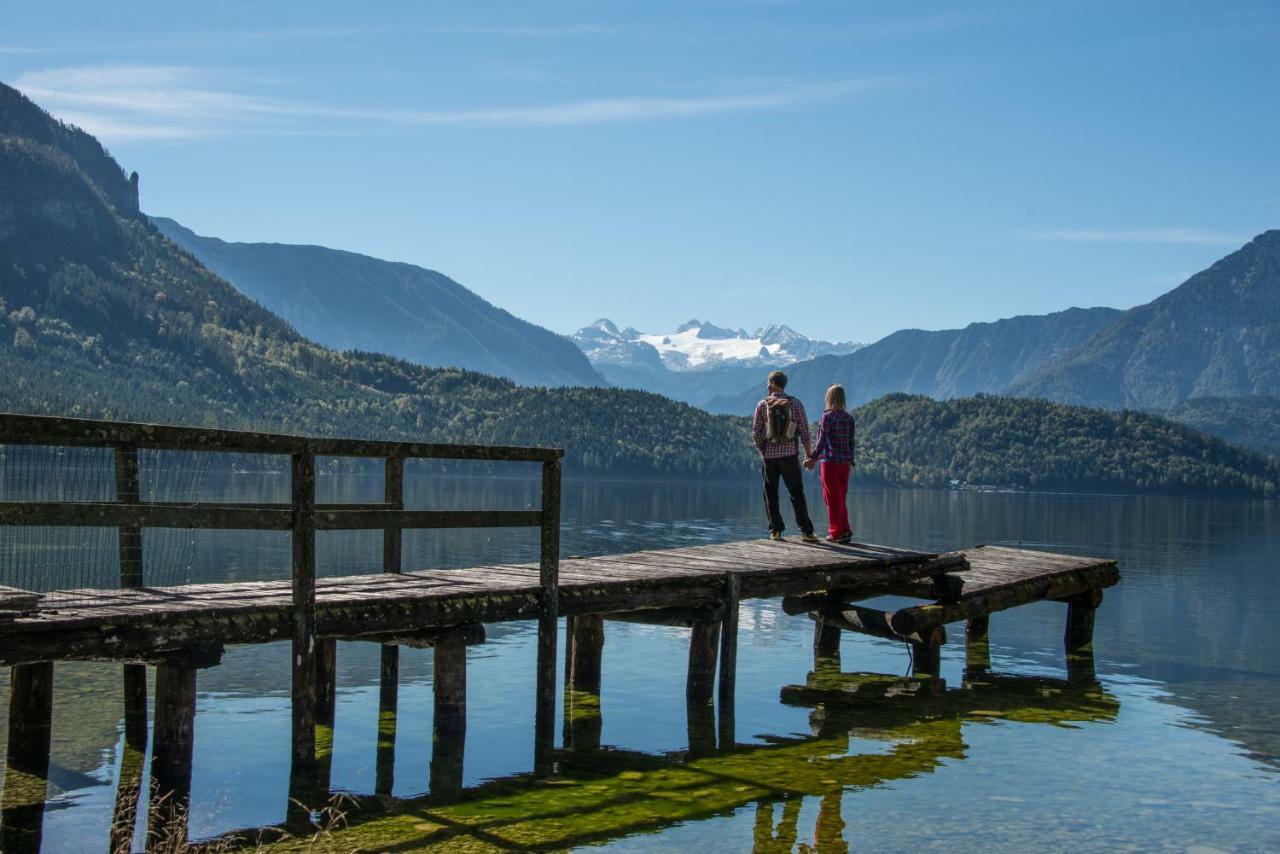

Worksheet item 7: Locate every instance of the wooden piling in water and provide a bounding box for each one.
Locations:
[290,451,318,788]
[110,665,149,854]
[1,662,53,854]
[687,620,721,707]
[717,574,740,750]
[148,663,196,847]
[534,459,561,775]
[430,626,467,803]
[910,626,946,678]
[567,615,604,694]
[965,615,991,674]
[687,619,720,756]
[564,614,605,751]
[1064,588,1103,654]
[315,638,337,794]
[375,644,399,797]
[813,614,842,661]
[375,456,404,797]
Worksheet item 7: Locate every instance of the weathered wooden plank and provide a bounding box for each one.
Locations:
[0,501,294,530]
[816,604,932,644]
[316,509,542,531]
[604,604,725,628]
[338,623,486,648]
[890,563,1119,636]
[0,586,40,613]
[0,411,563,462]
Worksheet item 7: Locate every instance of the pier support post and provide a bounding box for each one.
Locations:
[965,615,991,676]
[813,596,842,676]
[375,456,405,798]
[563,615,604,752]
[148,663,197,848]
[1064,589,1103,654]
[910,626,946,678]
[534,459,561,776]
[375,644,399,797]
[717,575,740,750]
[430,626,467,804]
[1,662,53,854]
[110,665,150,854]
[315,638,338,795]
[289,451,318,790]
[687,619,720,756]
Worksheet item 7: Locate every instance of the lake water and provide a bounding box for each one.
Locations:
[2,471,1278,852]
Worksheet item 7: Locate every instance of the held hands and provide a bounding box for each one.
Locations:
[803,456,816,470]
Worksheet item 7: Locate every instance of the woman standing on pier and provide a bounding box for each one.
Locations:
[805,384,855,543]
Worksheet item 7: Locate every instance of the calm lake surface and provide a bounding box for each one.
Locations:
[2,468,1279,852]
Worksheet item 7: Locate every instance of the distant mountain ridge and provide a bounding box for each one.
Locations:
[152,217,605,389]
[572,318,860,407]
[1009,231,1280,409]
[708,307,1121,414]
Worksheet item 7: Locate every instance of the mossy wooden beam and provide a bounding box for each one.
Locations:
[889,564,1118,636]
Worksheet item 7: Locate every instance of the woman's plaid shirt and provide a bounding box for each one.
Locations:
[810,408,855,464]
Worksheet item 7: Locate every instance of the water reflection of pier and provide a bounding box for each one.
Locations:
[203,643,1116,851]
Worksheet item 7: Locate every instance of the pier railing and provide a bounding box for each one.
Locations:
[0,411,564,775]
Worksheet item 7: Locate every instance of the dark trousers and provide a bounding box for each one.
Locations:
[762,455,815,536]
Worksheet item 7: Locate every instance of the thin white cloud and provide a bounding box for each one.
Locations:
[14,64,884,141]
[1021,228,1248,246]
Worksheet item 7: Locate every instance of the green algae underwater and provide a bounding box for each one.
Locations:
[216,668,1119,852]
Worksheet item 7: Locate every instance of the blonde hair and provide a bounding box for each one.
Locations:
[825,384,847,412]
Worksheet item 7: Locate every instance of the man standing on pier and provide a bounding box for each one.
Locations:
[753,370,819,542]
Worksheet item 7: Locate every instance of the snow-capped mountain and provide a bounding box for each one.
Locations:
[571,319,861,409]
[575,319,859,371]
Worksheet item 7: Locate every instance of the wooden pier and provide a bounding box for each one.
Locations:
[0,413,1120,851]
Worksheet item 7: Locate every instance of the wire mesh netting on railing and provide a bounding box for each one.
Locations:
[0,447,545,609]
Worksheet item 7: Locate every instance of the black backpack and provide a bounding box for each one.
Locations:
[765,396,798,444]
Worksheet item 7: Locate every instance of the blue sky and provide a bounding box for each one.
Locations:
[2,1,1277,343]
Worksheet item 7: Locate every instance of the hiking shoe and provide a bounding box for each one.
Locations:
[769,531,783,541]
[836,534,853,544]
[801,533,820,544]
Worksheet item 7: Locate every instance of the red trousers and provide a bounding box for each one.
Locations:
[820,462,852,539]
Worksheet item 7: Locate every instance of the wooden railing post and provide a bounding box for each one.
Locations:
[534,458,561,774]
[113,445,143,587]
[288,450,317,821]
[113,445,150,847]
[376,456,404,796]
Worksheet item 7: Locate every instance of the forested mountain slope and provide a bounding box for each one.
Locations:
[152,217,604,389]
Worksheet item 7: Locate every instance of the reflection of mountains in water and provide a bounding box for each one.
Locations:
[216,668,1118,851]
